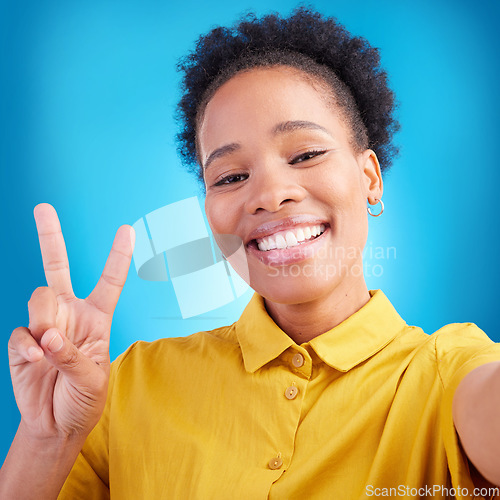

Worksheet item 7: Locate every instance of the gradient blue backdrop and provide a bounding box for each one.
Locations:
[1,0,499,464]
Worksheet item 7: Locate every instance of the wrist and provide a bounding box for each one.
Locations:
[0,421,87,500]
[17,419,88,456]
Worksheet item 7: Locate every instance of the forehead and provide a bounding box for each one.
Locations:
[198,67,348,155]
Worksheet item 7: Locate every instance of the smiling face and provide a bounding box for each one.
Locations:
[199,66,382,306]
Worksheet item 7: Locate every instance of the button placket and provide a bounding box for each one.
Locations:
[266,350,309,476]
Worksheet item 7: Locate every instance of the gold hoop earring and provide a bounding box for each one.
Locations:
[367,198,384,217]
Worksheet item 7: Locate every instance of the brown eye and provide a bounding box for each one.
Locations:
[290,150,327,165]
[214,173,249,186]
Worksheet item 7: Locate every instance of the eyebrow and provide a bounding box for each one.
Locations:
[272,120,332,136]
[203,120,332,170]
[204,143,240,170]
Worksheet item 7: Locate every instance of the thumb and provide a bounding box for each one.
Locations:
[40,328,104,383]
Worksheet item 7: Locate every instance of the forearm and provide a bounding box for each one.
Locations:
[0,420,86,500]
[453,361,500,485]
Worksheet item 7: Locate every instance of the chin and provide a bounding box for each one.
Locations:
[248,267,342,305]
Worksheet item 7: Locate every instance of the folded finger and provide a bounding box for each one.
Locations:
[41,328,109,390]
[8,327,45,365]
[28,287,58,342]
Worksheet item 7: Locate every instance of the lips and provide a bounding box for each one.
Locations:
[245,215,331,266]
[245,215,330,245]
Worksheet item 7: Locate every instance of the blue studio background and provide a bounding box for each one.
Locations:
[1,0,499,464]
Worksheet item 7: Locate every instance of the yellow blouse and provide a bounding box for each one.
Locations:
[59,290,500,499]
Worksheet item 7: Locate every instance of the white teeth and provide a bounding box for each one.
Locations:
[276,234,287,249]
[258,238,274,251]
[255,223,327,251]
[285,231,299,247]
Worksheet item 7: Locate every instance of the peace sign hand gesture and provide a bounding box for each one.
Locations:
[8,203,135,441]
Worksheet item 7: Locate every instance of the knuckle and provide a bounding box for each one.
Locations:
[28,288,57,331]
[101,272,124,288]
[44,259,69,272]
[28,286,50,303]
[29,319,52,335]
[8,327,26,349]
[28,287,57,309]
[86,295,109,315]
[55,290,75,302]
[7,328,35,360]
[110,245,131,259]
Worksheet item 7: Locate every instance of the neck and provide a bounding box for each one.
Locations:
[264,278,371,344]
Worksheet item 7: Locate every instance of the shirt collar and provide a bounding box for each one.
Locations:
[235,289,407,373]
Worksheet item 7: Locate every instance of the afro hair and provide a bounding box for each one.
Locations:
[176,6,399,182]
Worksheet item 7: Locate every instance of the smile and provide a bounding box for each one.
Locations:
[256,224,326,251]
[246,218,331,267]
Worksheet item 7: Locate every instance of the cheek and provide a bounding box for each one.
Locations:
[312,166,368,242]
[312,165,364,213]
[205,195,239,235]
[205,199,221,234]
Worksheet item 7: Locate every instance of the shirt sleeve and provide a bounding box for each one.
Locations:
[58,345,136,499]
[435,323,500,500]
[58,452,109,500]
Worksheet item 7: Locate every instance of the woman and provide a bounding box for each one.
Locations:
[1,7,499,499]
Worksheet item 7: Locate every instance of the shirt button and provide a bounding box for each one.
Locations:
[268,456,283,470]
[292,353,304,368]
[285,386,298,400]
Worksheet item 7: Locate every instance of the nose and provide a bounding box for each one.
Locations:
[244,163,307,215]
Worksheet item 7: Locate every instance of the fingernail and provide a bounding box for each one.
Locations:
[47,331,64,353]
[28,346,43,361]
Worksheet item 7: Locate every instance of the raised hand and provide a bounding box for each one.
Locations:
[7,203,135,440]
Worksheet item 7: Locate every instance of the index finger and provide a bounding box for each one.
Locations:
[33,203,75,300]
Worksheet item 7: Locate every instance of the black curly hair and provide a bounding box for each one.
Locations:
[176,6,399,184]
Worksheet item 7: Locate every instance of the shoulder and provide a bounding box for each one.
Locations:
[381,322,499,387]
[426,322,500,387]
[431,322,493,349]
[395,322,495,359]
[110,323,241,378]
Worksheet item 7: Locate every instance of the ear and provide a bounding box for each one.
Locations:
[358,149,383,204]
